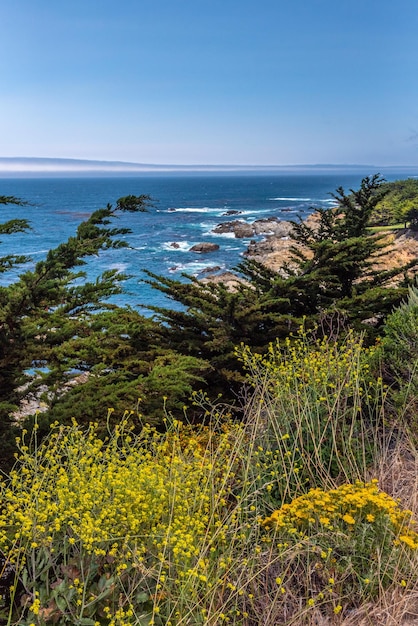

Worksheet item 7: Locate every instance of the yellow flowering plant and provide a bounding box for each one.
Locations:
[0,327,416,626]
[237,327,385,502]
[0,417,245,625]
[261,480,418,615]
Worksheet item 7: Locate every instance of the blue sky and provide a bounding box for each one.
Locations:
[1,0,417,166]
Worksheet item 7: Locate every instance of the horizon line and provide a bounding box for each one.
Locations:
[0,157,417,175]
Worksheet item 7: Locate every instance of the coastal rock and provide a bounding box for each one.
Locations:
[13,372,90,420]
[199,265,222,274]
[252,218,293,236]
[370,228,418,283]
[244,217,418,279]
[245,236,300,275]
[213,220,254,238]
[213,217,293,239]
[222,209,242,216]
[189,242,220,253]
[200,271,246,291]
[243,213,322,272]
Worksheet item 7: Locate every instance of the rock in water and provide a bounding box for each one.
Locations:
[212,220,254,238]
[213,217,293,239]
[189,242,220,253]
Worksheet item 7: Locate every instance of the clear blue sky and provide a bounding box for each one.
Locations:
[1,0,417,166]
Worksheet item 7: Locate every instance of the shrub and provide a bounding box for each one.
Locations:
[379,284,418,433]
[237,327,386,502]
[259,480,418,620]
[0,417,248,625]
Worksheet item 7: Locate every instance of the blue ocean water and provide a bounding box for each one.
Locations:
[0,172,413,310]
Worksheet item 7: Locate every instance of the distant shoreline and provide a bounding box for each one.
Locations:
[0,157,417,178]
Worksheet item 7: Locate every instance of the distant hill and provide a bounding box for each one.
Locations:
[0,157,417,177]
[0,157,205,175]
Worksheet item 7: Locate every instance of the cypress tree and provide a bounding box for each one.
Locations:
[0,192,211,467]
[145,176,418,401]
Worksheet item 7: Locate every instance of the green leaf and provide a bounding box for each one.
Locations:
[135,591,150,604]
[55,594,67,612]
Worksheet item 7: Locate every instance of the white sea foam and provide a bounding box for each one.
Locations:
[241,208,274,216]
[161,241,191,252]
[166,206,225,214]
[168,260,220,274]
[26,249,50,255]
[199,221,217,231]
[269,197,313,201]
[108,263,129,274]
[270,196,336,204]
[210,231,237,239]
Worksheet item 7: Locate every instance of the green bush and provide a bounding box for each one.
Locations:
[380,285,418,432]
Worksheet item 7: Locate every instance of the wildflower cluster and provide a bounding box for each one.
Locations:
[0,419,242,625]
[239,327,377,396]
[2,422,218,560]
[261,480,418,614]
[263,480,418,544]
[0,319,417,625]
[237,328,383,492]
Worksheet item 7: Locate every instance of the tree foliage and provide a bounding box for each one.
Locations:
[371,178,418,226]
[0,194,208,470]
[145,175,418,398]
[1,176,417,471]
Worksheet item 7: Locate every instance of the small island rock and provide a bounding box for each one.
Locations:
[189,242,220,253]
[222,209,242,216]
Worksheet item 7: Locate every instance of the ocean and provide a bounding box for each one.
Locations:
[0,171,414,310]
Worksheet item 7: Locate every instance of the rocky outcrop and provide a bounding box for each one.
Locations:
[200,271,247,291]
[370,229,418,282]
[243,212,320,272]
[207,208,418,281]
[13,372,90,420]
[245,220,418,278]
[189,242,220,253]
[213,217,293,239]
[252,218,293,236]
[244,236,298,274]
[213,220,254,238]
[199,265,222,274]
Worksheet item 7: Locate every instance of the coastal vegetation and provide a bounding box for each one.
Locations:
[145,175,418,400]
[0,176,418,624]
[371,177,418,227]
